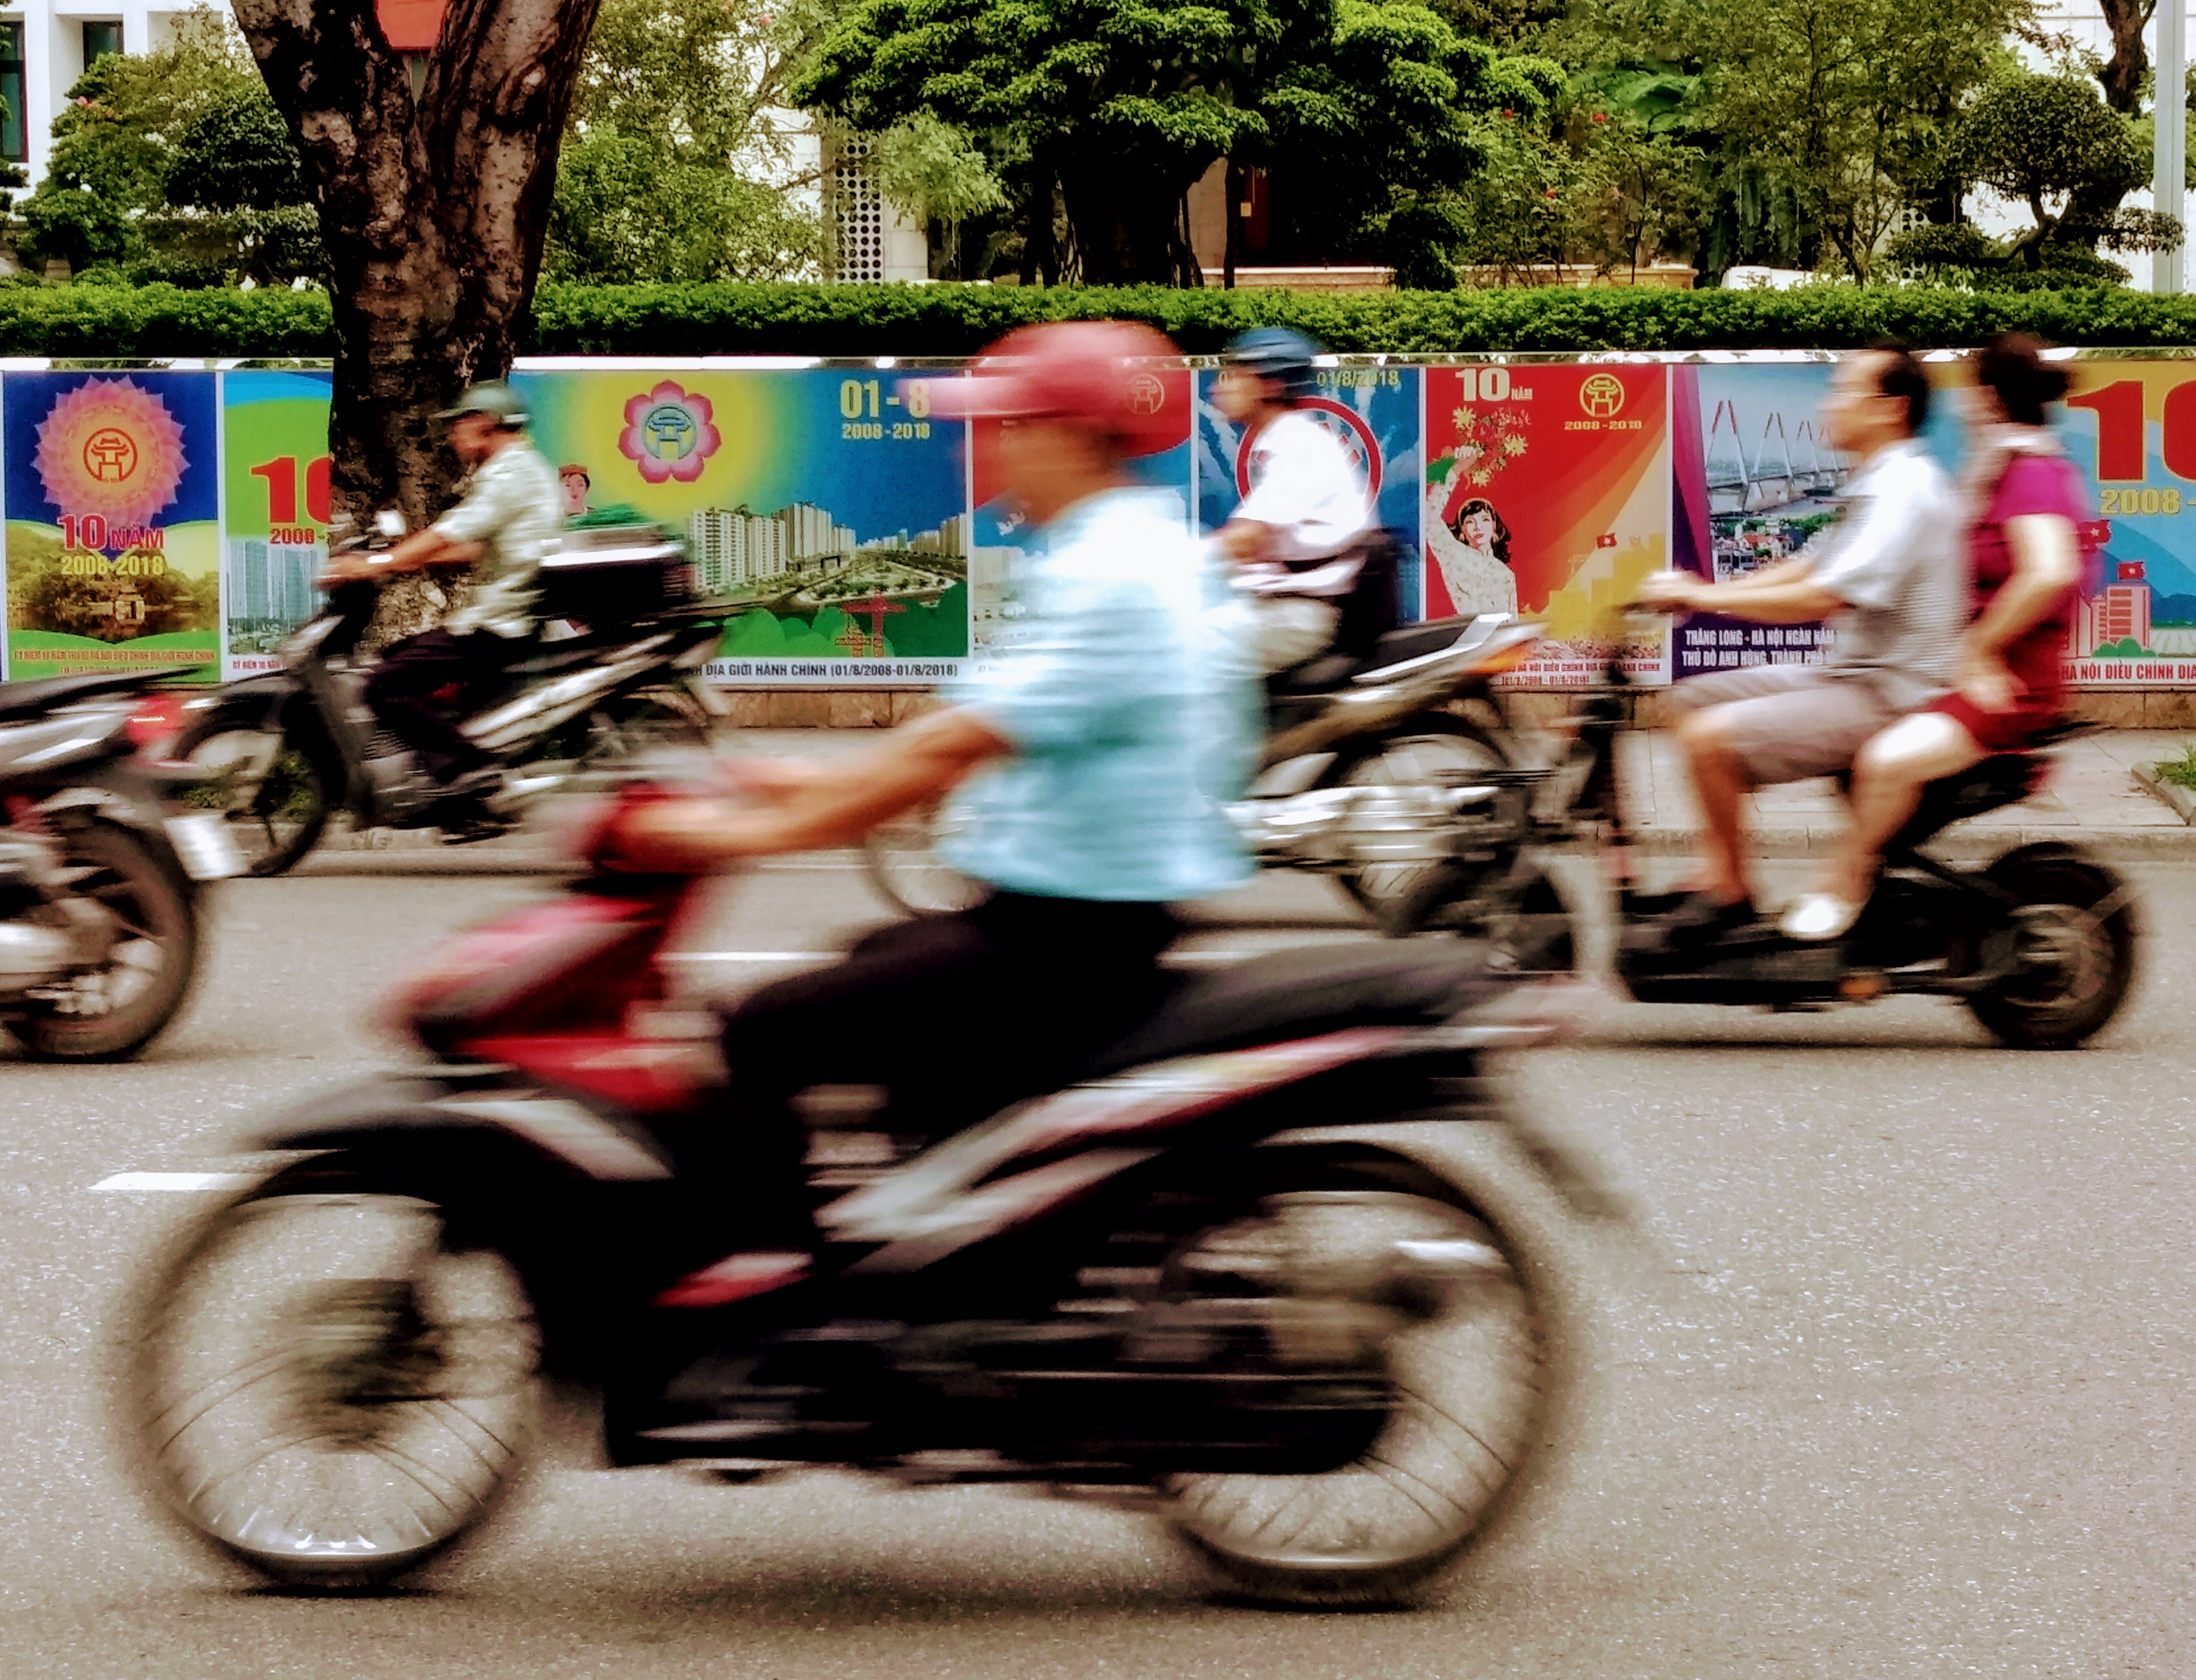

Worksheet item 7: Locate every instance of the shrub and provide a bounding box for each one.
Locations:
[1,278,2195,359]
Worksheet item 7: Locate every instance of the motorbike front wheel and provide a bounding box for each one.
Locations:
[122,1159,544,1589]
[173,720,333,877]
[12,817,199,1062]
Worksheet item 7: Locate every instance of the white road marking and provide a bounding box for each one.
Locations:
[91,1172,254,1193]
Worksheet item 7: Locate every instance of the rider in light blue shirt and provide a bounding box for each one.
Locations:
[942,482,1254,902]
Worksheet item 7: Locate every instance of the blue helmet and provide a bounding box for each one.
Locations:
[1223,327,1322,402]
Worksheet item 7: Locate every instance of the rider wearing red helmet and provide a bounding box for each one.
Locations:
[613,320,1255,1252]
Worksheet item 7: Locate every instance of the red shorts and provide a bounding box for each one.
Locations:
[1928,692,2059,754]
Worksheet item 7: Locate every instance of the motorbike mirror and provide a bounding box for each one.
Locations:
[374,509,407,539]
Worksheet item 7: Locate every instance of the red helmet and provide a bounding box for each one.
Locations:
[920,320,1189,457]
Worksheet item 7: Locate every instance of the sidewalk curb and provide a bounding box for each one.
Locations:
[2131,761,2196,826]
[1629,825,2196,860]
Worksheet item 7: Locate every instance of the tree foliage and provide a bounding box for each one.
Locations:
[15,13,317,284]
[548,0,839,283]
[797,0,1564,285]
[1950,70,2167,265]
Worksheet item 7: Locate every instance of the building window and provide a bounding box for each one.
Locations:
[0,24,22,163]
[830,133,885,283]
[83,21,123,66]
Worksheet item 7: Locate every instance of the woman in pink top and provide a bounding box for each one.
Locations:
[1784,334,2089,941]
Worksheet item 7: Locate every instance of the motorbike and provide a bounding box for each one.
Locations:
[1392,629,2141,1050]
[0,669,237,1061]
[864,611,1547,921]
[173,519,730,873]
[120,776,1608,1607]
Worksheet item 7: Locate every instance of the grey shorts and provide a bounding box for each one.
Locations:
[1665,664,1901,786]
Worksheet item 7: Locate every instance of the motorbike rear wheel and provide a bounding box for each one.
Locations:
[1965,850,2138,1050]
[1153,1149,1552,1607]
[122,1160,543,1589]
[1330,717,1514,920]
[13,817,198,1062]
[173,720,333,878]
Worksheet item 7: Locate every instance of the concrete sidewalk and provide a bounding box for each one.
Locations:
[1620,727,2196,857]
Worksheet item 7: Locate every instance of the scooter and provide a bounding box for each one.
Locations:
[1394,638,2141,1050]
[119,773,1609,1608]
[172,519,730,873]
[0,669,239,1060]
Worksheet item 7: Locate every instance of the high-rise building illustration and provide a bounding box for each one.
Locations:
[230,540,320,629]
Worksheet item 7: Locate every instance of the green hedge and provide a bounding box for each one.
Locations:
[8,278,2196,359]
[529,280,2196,356]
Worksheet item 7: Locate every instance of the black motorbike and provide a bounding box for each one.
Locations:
[122,781,1604,1607]
[1395,636,2141,1050]
[0,669,235,1060]
[174,521,729,873]
[864,609,1545,921]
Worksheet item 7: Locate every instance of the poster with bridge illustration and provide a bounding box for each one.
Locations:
[514,366,971,682]
[1673,357,2196,687]
[3,370,221,680]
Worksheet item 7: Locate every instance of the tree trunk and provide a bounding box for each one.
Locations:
[230,0,602,641]
[1060,164,1206,283]
[2093,0,2155,114]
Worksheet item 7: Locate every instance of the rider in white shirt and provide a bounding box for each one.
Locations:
[1212,329,1377,672]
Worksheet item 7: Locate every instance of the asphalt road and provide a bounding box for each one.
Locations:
[2,849,2193,1678]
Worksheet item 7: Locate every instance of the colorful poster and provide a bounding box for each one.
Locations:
[516,367,971,682]
[1669,360,1847,681]
[2058,361,2196,687]
[3,370,221,680]
[1424,363,1671,683]
[221,370,332,678]
[968,365,1195,654]
[1193,364,1424,619]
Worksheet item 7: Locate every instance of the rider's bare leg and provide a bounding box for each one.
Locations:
[1819,711,1984,905]
[1675,706,1757,906]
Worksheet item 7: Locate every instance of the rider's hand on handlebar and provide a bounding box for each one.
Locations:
[1632,569,1704,614]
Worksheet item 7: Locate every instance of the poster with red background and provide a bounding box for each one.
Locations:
[1422,363,1671,683]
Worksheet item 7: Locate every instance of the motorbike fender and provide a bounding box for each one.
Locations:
[256,1073,673,1186]
[33,789,200,898]
[252,1075,675,1380]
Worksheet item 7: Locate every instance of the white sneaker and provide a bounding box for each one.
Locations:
[1780,893,1861,942]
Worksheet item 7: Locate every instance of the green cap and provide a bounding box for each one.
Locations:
[435,380,528,426]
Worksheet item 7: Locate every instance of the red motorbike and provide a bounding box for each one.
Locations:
[120,782,1602,1607]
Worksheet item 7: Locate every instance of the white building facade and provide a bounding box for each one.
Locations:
[0,2,221,182]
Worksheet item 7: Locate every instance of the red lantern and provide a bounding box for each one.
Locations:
[377,0,447,51]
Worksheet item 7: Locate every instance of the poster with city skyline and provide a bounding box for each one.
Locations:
[3,370,221,680]
[516,367,971,679]
[222,370,332,679]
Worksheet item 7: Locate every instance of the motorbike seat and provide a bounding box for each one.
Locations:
[0,670,182,722]
[1072,941,1497,1082]
[1265,618,1490,699]
[1885,751,2048,852]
